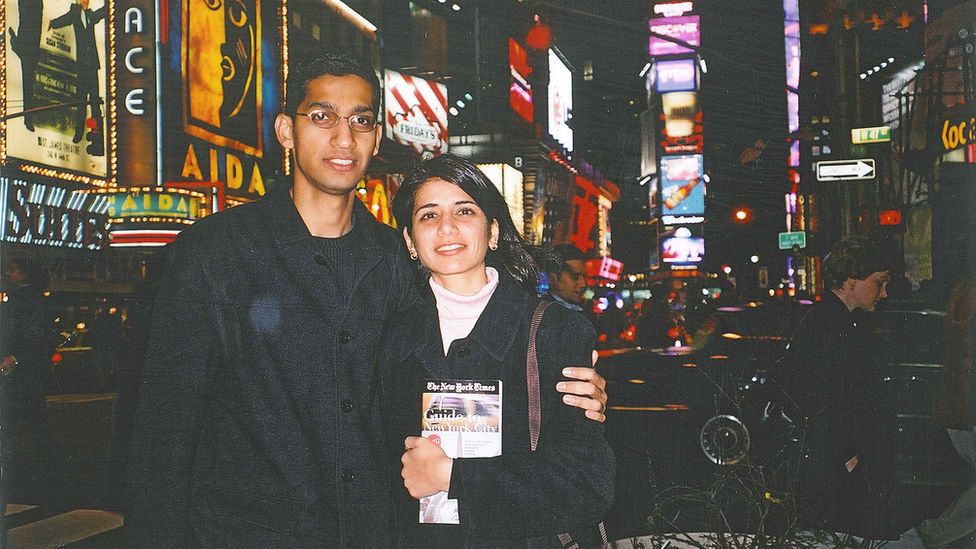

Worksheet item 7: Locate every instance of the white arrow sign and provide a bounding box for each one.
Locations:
[816,159,876,181]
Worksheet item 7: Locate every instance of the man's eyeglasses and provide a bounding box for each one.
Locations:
[294,110,378,132]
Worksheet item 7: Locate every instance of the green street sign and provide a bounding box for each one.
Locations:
[778,231,807,250]
[851,126,891,144]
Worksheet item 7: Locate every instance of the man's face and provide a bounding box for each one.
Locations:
[274,74,381,197]
[551,259,587,304]
[850,271,889,312]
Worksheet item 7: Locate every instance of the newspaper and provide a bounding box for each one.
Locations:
[419,379,503,524]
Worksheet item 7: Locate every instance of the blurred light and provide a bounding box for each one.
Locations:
[76,322,86,330]
[702,288,710,295]
[734,209,749,221]
[43,291,52,297]
[880,62,888,68]
[675,227,692,238]
[51,352,63,364]
[702,173,710,183]
[628,275,637,282]
[456,100,465,108]
[699,58,708,73]
[722,265,732,274]
[674,340,682,347]
[888,57,895,63]
[638,62,651,78]
[449,107,459,116]
[464,93,473,101]
[627,379,646,384]
[768,289,776,297]
[616,298,625,309]
[358,188,368,195]
[109,306,118,314]
[750,255,759,263]
[451,3,460,10]
[722,332,743,340]
[859,73,867,80]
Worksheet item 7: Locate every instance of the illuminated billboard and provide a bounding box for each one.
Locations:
[478,163,525,235]
[648,16,700,57]
[661,92,697,138]
[166,0,282,199]
[509,38,533,124]
[3,0,111,178]
[384,69,449,156]
[660,154,704,216]
[547,48,573,152]
[661,226,704,265]
[654,59,697,93]
[1,178,111,249]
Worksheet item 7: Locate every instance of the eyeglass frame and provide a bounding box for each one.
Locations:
[293,109,379,133]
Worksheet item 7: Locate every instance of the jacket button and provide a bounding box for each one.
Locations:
[458,347,471,359]
[313,254,328,266]
[342,469,356,483]
[338,331,351,344]
[341,399,354,413]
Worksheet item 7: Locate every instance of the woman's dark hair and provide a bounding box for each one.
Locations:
[392,154,539,289]
[283,49,380,116]
[823,235,894,290]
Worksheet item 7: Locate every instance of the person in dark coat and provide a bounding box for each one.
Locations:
[48,0,105,152]
[0,257,65,508]
[382,154,615,548]
[773,236,905,540]
[125,50,608,548]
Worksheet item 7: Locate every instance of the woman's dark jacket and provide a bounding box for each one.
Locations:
[774,290,902,539]
[380,271,615,548]
[126,182,417,548]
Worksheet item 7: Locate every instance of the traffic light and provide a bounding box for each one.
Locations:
[732,206,753,223]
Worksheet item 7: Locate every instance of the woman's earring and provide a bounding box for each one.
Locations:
[489,242,498,251]
[409,251,419,260]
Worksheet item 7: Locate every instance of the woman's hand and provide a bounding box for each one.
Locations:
[556,351,608,422]
[401,436,453,499]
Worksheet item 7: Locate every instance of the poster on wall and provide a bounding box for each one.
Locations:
[384,69,449,156]
[4,0,109,176]
[166,0,281,199]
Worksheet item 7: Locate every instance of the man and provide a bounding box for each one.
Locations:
[126,50,607,547]
[545,243,589,311]
[774,236,903,540]
[49,0,105,153]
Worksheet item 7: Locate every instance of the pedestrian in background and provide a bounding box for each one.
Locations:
[0,256,65,509]
[773,235,909,541]
[544,243,589,312]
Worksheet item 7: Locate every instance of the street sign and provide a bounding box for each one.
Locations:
[851,126,891,144]
[816,158,875,181]
[778,231,807,250]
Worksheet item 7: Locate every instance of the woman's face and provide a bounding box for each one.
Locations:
[403,178,499,295]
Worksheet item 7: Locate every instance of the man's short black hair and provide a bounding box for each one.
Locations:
[284,49,380,116]
[823,235,895,290]
[545,243,587,276]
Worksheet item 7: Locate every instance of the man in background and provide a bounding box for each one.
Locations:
[546,243,589,311]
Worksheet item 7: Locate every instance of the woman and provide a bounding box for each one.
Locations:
[381,154,615,548]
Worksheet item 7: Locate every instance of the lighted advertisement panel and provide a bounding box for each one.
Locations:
[3,0,112,178]
[654,59,697,93]
[384,69,449,156]
[661,225,704,265]
[116,0,158,186]
[478,163,524,235]
[165,0,282,199]
[659,109,702,154]
[648,16,700,57]
[509,38,533,124]
[547,48,573,152]
[660,154,704,217]
[1,177,111,249]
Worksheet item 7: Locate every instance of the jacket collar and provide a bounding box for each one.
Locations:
[416,269,530,367]
[265,179,397,254]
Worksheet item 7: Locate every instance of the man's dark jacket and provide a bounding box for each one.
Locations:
[774,291,902,539]
[380,271,615,548]
[126,183,416,548]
